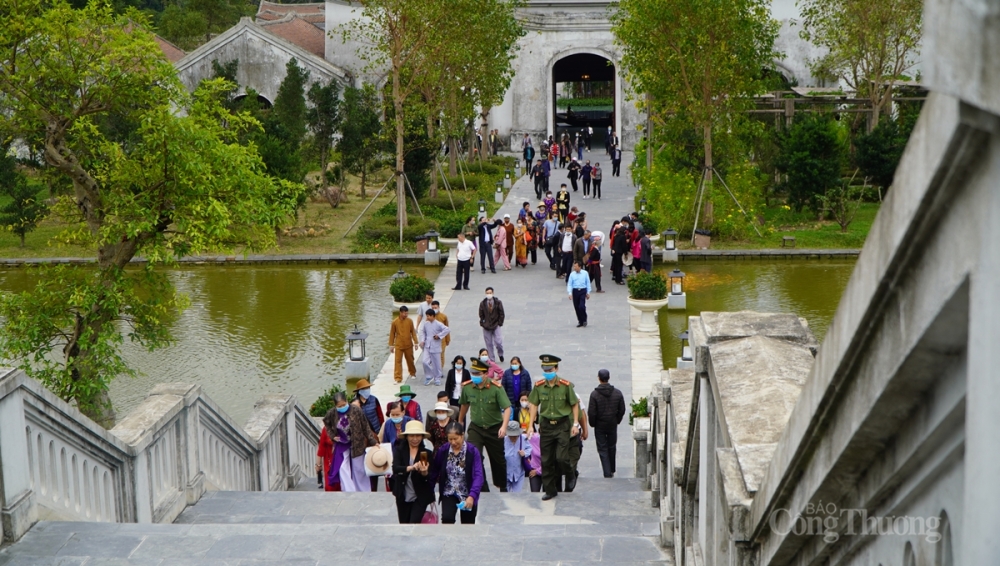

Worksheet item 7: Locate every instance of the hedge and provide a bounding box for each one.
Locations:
[360,215,440,241]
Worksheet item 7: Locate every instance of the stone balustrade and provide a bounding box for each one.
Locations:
[0,368,320,546]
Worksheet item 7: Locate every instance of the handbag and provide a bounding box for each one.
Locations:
[421,502,439,524]
[524,230,533,243]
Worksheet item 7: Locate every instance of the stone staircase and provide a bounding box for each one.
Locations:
[0,478,673,565]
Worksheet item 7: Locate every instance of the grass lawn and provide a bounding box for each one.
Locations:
[679,202,879,250]
[0,173,399,260]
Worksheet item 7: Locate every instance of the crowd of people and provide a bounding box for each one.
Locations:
[316,352,626,524]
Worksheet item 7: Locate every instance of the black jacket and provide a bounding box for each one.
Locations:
[477,219,501,247]
[391,439,436,506]
[588,383,626,429]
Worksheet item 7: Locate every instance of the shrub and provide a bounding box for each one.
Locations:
[626,271,667,300]
[776,113,847,214]
[389,274,434,302]
[310,383,345,417]
[359,215,439,242]
[420,196,467,210]
[629,396,649,425]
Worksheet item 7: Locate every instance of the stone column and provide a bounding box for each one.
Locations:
[0,382,36,544]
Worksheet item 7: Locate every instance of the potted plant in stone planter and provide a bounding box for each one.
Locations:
[389,273,434,312]
[626,271,669,332]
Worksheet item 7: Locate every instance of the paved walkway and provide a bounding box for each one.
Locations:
[374,150,639,482]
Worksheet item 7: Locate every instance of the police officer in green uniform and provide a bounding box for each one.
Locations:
[459,357,512,492]
[526,354,581,500]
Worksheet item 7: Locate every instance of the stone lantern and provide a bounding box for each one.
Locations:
[676,330,694,370]
[667,268,686,310]
[661,228,678,263]
[504,168,512,189]
[424,230,440,265]
[495,181,504,203]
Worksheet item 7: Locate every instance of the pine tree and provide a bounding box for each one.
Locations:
[306,79,342,180]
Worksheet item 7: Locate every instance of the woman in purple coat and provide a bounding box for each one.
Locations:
[429,421,484,524]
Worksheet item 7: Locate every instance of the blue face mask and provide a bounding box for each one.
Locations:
[543,371,557,381]
[336,405,349,414]
[401,395,412,403]
[511,364,520,371]
[479,355,489,363]
[390,416,403,424]
[358,389,371,400]
[471,375,483,385]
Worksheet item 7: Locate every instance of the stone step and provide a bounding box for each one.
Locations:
[1,519,673,565]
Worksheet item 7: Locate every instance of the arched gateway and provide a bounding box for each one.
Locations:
[321,0,641,150]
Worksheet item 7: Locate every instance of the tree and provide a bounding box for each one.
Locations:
[345,0,450,234]
[776,113,846,214]
[306,79,342,181]
[612,0,778,229]
[0,1,303,427]
[0,151,47,247]
[338,84,383,198]
[799,0,922,129]
[257,59,310,184]
[157,0,252,49]
[854,111,916,192]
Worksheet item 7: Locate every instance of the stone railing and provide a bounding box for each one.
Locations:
[0,368,321,545]
[634,312,816,564]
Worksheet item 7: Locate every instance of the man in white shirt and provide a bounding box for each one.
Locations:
[558,224,577,279]
[452,232,477,291]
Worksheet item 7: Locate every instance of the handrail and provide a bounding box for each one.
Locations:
[0,368,321,546]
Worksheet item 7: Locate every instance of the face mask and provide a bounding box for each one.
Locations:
[436,413,448,421]
[401,395,412,403]
[390,416,403,424]
[336,405,349,414]
[520,401,529,409]
[543,371,557,381]
[486,294,493,300]
[480,355,489,363]
[471,375,483,385]
[511,364,520,371]
[455,364,464,371]
[358,389,371,400]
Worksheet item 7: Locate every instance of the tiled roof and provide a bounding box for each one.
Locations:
[155,35,186,63]
[257,1,325,26]
[258,15,325,58]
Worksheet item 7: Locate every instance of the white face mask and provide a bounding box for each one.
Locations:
[520,401,529,409]
[436,413,448,421]
[486,294,493,300]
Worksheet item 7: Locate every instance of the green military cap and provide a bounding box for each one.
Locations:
[470,358,489,372]
[539,354,561,368]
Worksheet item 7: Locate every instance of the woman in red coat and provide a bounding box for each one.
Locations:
[316,421,337,491]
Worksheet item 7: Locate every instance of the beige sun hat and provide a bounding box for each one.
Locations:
[364,445,392,475]
[400,420,431,437]
[432,402,456,417]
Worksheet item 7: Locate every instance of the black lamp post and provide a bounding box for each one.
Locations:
[662,228,677,251]
[347,325,368,361]
[668,269,686,295]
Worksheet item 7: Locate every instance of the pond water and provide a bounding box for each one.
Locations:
[0,265,441,423]
[0,259,855,423]
[655,259,856,367]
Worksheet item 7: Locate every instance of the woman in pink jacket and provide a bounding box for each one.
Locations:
[493,223,511,270]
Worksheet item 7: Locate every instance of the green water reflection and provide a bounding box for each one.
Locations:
[655,260,856,368]
[0,265,441,423]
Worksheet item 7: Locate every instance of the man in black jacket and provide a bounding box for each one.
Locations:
[587,369,626,478]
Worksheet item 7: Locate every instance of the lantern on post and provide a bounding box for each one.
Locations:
[676,330,694,369]
[640,197,647,213]
[424,230,441,265]
[392,267,408,281]
[495,181,504,203]
[503,168,512,189]
[667,268,686,310]
[661,228,678,263]
[347,325,368,361]
[345,324,371,383]
[478,199,487,217]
